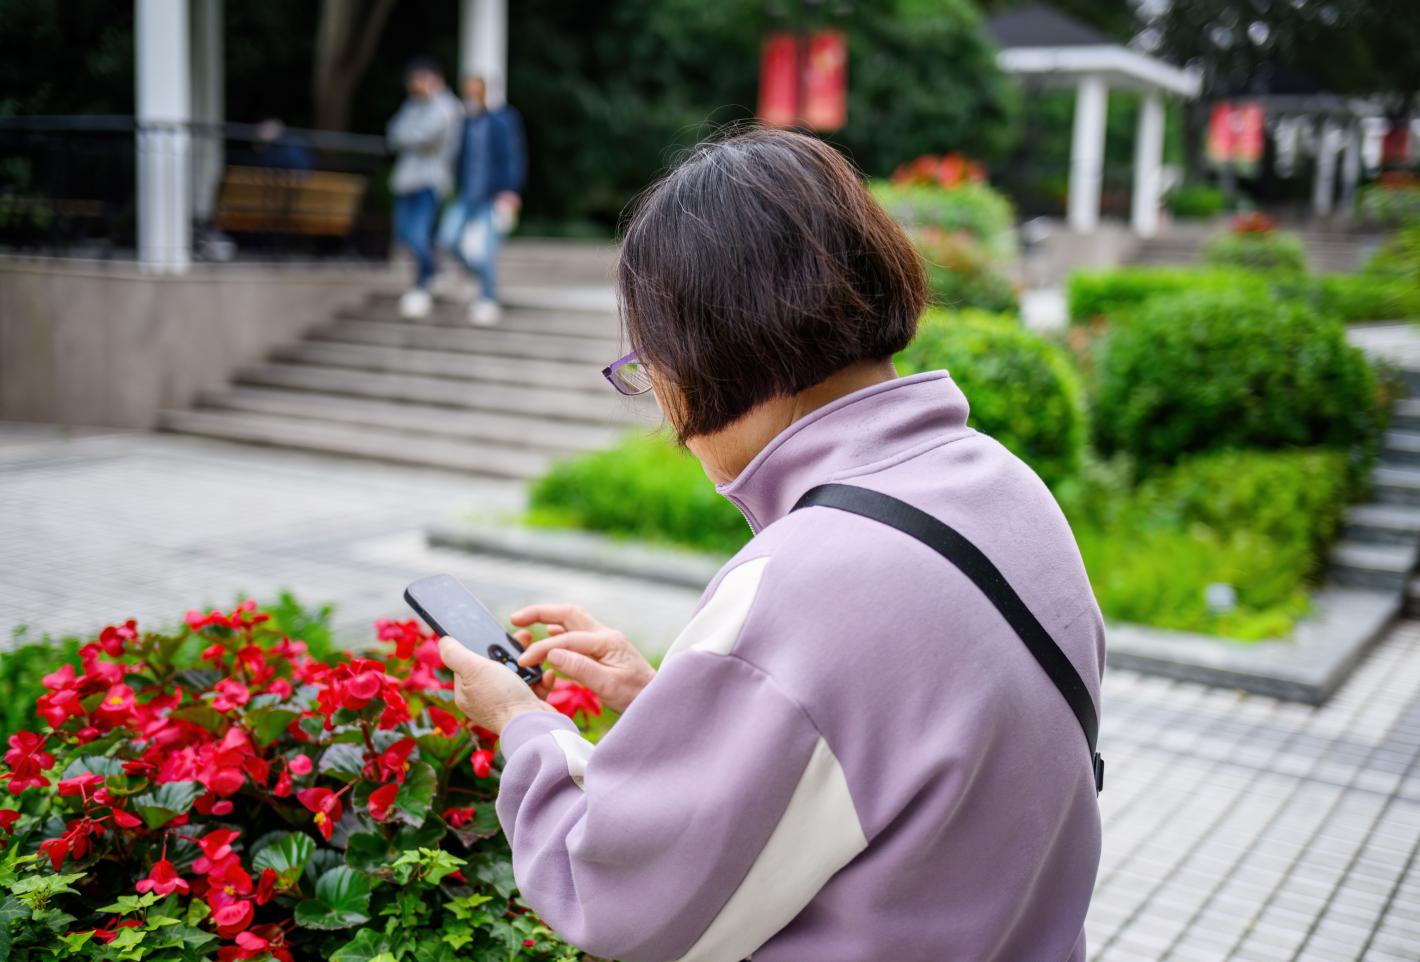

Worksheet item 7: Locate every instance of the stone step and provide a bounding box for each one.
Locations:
[158,408,556,479]
[1344,503,1420,546]
[347,298,622,339]
[1381,430,1420,466]
[310,319,617,365]
[1370,466,1420,506]
[1391,399,1420,433]
[195,386,626,454]
[1328,540,1418,592]
[269,341,610,394]
[233,362,656,427]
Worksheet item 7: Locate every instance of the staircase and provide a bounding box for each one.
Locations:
[1131,227,1383,273]
[159,290,658,479]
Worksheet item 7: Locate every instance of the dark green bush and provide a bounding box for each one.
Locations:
[910,229,1019,313]
[1066,267,1269,325]
[1067,448,1352,641]
[1316,273,1420,322]
[529,431,750,555]
[1092,290,1384,470]
[869,181,1017,260]
[895,309,1084,487]
[1166,183,1228,219]
[1360,183,1420,227]
[1367,224,1420,283]
[1203,230,1308,274]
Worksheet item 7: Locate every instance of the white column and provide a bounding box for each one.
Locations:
[1131,91,1165,237]
[136,0,192,272]
[460,0,508,107]
[1339,123,1362,214]
[1313,119,1339,218]
[1068,75,1108,233]
[190,0,224,223]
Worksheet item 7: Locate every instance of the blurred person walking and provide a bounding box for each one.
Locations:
[435,74,527,326]
[386,57,463,320]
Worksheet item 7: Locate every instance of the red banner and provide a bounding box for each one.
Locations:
[757,30,847,131]
[1207,102,1264,174]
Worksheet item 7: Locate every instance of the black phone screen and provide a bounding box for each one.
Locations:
[404,574,543,686]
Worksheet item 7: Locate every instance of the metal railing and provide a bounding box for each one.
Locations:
[0,115,394,262]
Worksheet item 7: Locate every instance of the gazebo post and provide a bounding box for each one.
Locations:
[135,0,192,273]
[1312,118,1339,217]
[460,0,508,106]
[1068,74,1108,233]
[190,0,224,225]
[1339,122,1362,214]
[1131,91,1164,237]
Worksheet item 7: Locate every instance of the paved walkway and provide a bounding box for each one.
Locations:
[2,427,1419,961]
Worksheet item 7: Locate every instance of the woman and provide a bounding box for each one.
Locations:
[438,128,1105,962]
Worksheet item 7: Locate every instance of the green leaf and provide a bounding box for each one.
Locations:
[168,705,225,732]
[293,866,371,930]
[330,927,393,962]
[97,892,162,915]
[61,755,126,780]
[392,761,438,827]
[248,706,301,746]
[468,854,518,900]
[303,847,345,891]
[449,804,502,847]
[251,831,316,888]
[344,832,394,877]
[132,781,201,828]
[319,743,367,782]
[57,930,95,953]
[10,872,84,905]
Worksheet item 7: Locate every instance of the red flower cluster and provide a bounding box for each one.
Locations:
[891,152,987,189]
[1231,210,1276,234]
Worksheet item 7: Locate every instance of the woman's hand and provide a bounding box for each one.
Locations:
[438,636,560,735]
[511,604,656,714]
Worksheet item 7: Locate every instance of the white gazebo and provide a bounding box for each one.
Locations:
[985,4,1201,237]
[134,0,507,273]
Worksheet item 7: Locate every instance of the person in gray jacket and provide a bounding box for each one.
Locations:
[386,57,463,320]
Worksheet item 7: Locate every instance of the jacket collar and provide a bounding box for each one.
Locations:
[716,371,971,533]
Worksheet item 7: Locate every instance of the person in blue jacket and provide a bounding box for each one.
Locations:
[436,74,527,326]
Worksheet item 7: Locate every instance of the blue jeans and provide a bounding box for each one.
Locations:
[437,197,499,302]
[393,188,439,289]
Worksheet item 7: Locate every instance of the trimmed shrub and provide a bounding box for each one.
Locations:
[1316,273,1420,322]
[1092,290,1383,470]
[914,228,1019,313]
[1367,224,1420,283]
[895,309,1085,487]
[1360,182,1420,227]
[869,180,1017,260]
[1166,183,1227,219]
[1203,229,1308,274]
[1066,267,1269,326]
[529,431,750,555]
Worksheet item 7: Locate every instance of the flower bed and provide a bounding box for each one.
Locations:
[0,601,603,961]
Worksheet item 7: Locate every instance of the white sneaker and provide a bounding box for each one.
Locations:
[470,299,502,326]
[398,288,432,320]
[430,271,475,303]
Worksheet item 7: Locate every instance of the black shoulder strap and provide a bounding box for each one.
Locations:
[792,483,1104,793]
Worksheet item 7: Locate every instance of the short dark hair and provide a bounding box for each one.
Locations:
[617,126,926,440]
[404,56,442,78]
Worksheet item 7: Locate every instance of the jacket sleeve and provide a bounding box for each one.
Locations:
[387,100,449,152]
[496,565,867,962]
[499,107,527,193]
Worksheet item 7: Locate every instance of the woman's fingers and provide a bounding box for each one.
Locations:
[517,630,608,667]
[512,628,534,646]
[509,603,602,632]
[543,647,615,693]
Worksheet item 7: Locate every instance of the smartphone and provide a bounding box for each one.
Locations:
[404,574,544,686]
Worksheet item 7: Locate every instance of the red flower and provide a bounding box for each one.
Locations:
[110,807,143,830]
[136,858,189,896]
[444,806,475,828]
[97,684,136,721]
[207,857,254,910]
[427,705,461,736]
[366,737,416,785]
[548,679,602,721]
[255,867,277,905]
[222,925,292,962]
[523,938,537,948]
[297,786,346,841]
[91,919,141,944]
[288,754,312,776]
[41,663,77,692]
[98,620,139,657]
[36,688,85,727]
[0,809,20,834]
[470,749,495,779]
[57,773,104,800]
[5,731,54,770]
[367,783,399,822]
[272,768,292,798]
[191,828,240,874]
[211,679,251,712]
[213,899,254,939]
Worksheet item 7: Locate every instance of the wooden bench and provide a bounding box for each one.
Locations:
[213,166,367,237]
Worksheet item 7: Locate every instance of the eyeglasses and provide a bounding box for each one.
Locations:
[602,350,653,396]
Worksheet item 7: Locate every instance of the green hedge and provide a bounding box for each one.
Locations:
[1066,267,1270,325]
[529,431,750,555]
[895,309,1084,487]
[869,180,1017,260]
[1360,183,1420,227]
[1166,183,1228,219]
[1066,448,1352,641]
[1093,290,1383,470]
[1316,273,1420,322]
[1367,224,1420,283]
[1203,230,1308,274]
[913,230,1019,313]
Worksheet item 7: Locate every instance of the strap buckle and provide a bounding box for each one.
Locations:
[1093,752,1105,794]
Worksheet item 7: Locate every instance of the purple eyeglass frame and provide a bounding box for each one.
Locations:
[602,350,651,396]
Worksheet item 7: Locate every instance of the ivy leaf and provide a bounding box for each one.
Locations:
[10,872,85,906]
[57,930,95,953]
[467,854,518,900]
[391,761,438,827]
[132,781,202,828]
[294,866,372,930]
[251,832,316,888]
[330,927,393,962]
[97,892,162,915]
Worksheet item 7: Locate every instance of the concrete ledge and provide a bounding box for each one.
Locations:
[428,521,723,591]
[1105,587,1400,704]
[428,521,1400,703]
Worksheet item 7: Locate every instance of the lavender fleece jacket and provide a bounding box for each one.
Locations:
[497,372,1106,962]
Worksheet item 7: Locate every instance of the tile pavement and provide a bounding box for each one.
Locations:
[2,426,1419,961]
